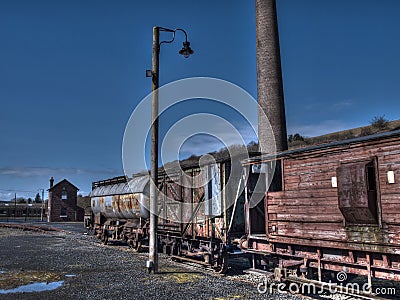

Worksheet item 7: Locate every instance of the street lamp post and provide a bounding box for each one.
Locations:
[146,26,193,274]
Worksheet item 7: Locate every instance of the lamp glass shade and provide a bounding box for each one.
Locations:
[179,41,194,58]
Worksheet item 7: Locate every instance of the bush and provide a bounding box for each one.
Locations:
[360,127,371,136]
[288,133,305,143]
[370,115,389,130]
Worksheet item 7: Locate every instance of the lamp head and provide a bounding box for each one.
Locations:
[179,41,194,58]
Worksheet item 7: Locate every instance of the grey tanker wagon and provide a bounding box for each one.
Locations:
[91,175,150,247]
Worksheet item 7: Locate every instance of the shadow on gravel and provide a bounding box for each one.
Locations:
[157,271,203,275]
[225,256,252,276]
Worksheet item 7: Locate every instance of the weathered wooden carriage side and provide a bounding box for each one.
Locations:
[157,170,183,235]
[156,156,247,271]
[242,129,400,282]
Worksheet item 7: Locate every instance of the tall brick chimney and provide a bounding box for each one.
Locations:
[256,0,288,154]
[50,177,54,188]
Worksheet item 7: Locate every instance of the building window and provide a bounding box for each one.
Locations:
[61,189,67,200]
[251,160,283,192]
[268,160,283,192]
[60,207,67,218]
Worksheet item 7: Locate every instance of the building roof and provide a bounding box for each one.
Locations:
[48,179,79,191]
[243,128,400,164]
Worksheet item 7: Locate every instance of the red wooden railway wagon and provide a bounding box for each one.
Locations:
[241,129,400,284]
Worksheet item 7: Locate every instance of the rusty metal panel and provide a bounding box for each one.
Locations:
[90,175,150,220]
[91,193,145,220]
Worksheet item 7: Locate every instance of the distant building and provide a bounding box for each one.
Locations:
[0,202,45,221]
[47,177,84,222]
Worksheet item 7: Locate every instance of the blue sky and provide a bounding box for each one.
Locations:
[0,0,399,199]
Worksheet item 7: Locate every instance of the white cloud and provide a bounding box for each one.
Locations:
[0,192,14,201]
[177,134,224,158]
[0,167,120,178]
[302,98,353,112]
[287,120,359,137]
[160,114,257,163]
[332,99,353,110]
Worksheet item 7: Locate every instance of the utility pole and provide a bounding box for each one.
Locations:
[39,189,45,221]
[148,26,160,274]
[14,193,16,219]
[146,26,193,274]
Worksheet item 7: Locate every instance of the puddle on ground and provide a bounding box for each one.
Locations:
[0,281,64,294]
[0,270,63,290]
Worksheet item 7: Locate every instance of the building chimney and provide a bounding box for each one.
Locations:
[256,0,288,154]
[50,177,54,188]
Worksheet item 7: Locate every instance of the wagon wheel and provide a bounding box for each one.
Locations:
[238,235,248,251]
[213,252,228,274]
[134,232,143,252]
[101,233,108,245]
[171,243,182,262]
[132,240,142,252]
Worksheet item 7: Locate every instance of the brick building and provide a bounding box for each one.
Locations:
[47,177,84,222]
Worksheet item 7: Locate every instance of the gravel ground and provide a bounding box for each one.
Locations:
[0,223,305,300]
